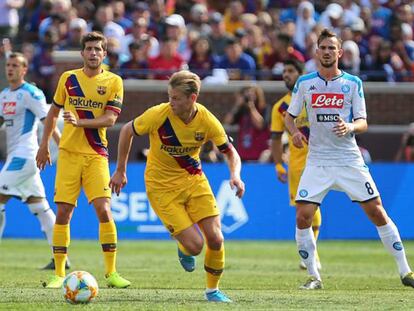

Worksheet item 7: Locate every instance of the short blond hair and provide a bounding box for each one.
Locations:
[168,70,201,97]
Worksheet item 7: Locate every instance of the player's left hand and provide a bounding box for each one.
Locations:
[109,170,127,196]
[63,111,80,127]
[333,118,354,137]
[229,178,245,198]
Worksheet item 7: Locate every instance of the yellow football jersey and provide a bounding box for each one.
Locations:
[53,68,123,157]
[133,102,230,191]
[271,92,309,168]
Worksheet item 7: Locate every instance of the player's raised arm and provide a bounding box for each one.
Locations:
[37,104,61,170]
[109,120,135,196]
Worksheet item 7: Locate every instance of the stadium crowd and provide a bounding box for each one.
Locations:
[2,0,414,88]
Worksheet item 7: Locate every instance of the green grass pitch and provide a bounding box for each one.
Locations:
[1,239,414,310]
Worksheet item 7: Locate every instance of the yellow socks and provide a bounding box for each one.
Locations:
[99,220,117,275]
[204,245,225,289]
[312,207,322,240]
[177,241,191,256]
[52,224,70,277]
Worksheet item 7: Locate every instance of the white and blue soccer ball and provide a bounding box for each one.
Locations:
[62,271,99,304]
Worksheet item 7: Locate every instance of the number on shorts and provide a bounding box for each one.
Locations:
[365,182,374,195]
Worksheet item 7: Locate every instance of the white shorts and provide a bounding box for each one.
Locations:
[0,156,46,202]
[295,165,380,204]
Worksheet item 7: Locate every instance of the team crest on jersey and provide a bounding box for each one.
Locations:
[194,131,205,141]
[2,102,16,115]
[97,86,107,95]
[341,85,350,93]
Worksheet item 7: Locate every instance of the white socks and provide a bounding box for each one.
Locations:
[296,226,321,280]
[377,220,411,277]
[28,201,56,246]
[0,203,5,240]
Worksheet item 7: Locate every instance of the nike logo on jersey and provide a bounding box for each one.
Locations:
[68,86,78,90]
[162,135,173,139]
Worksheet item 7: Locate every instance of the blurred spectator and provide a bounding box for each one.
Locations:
[103,37,128,71]
[111,0,133,31]
[188,37,215,79]
[224,85,270,161]
[224,0,244,35]
[351,17,370,62]
[75,1,95,24]
[319,3,344,36]
[240,13,258,32]
[0,0,24,38]
[164,13,190,61]
[263,32,305,78]
[148,0,167,39]
[21,42,35,81]
[365,40,405,82]
[121,17,159,59]
[59,18,87,51]
[371,0,392,39]
[395,123,414,162]
[91,4,125,42]
[0,37,12,90]
[293,1,316,53]
[186,4,211,37]
[207,12,231,57]
[120,41,148,79]
[148,37,186,80]
[129,2,150,26]
[32,28,58,102]
[246,25,266,69]
[215,36,256,80]
[38,0,70,41]
[340,40,361,75]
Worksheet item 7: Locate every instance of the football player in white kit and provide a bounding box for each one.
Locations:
[285,29,414,290]
[0,52,67,269]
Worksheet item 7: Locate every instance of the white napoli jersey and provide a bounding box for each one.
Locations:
[0,82,48,158]
[288,71,366,166]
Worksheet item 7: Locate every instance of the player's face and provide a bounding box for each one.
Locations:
[316,37,343,68]
[81,40,107,70]
[5,57,27,84]
[168,87,196,117]
[282,64,300,91]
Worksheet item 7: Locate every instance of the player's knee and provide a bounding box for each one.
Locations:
[296,213,313,228]
[205,232,224,250]
[186,241,204,256]
[27,201,47,215]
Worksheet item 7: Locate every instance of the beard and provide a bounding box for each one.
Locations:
[85,60,102,70]
[320,59,336,68]
[285,81,295,91]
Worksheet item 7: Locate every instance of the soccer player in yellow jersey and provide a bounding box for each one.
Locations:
[110,70,245,303]
[271,60,322,270]
[36,32,130,289]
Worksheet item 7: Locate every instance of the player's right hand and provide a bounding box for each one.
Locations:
[109,170,127,196]
[36,145,51,170]
[275,163,287,183]
[292,131,307,148]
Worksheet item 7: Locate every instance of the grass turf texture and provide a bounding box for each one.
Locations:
[1,239,414,310]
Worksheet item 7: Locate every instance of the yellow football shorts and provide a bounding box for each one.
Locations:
[54,149,111,206]
[147,175,219,236]
[288,166,303,206]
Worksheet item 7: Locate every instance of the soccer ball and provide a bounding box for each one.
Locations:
[62,271,99,304]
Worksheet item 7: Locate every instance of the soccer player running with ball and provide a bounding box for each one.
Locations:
[110,70,245,302]
[285,28,414,290]
[271,59,322,271]
[37,32,130,289]
[0,52,61,269]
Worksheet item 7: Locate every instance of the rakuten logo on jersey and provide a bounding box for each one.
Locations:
[311,93,344,109]
[2,102,16,115]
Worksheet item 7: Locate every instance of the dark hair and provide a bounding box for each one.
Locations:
[317,28,342,48]
[81,31,107,51]
[284,59,304,74]
[277,33,293,46]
